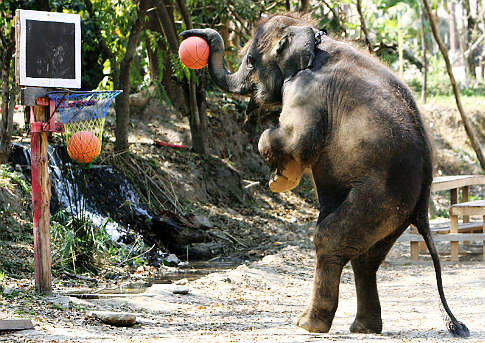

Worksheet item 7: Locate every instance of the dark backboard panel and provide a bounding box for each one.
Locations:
[25,20,75,80]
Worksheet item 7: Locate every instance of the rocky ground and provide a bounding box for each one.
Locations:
[1,239,484,342]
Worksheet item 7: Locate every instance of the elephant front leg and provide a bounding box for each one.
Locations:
[258,128,305,193]
[297,255,347,332]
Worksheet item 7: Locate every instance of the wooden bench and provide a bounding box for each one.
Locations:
[448,200,485,261]
[399,175,485,261]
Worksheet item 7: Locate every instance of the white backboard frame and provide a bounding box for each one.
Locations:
[16,9,81,88]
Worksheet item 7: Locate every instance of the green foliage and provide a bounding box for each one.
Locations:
[51,210,112,274]
[0,165,30,194]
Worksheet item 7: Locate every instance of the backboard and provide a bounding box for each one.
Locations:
[15,9,81,88]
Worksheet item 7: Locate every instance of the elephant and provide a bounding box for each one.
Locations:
[181,14,469,337]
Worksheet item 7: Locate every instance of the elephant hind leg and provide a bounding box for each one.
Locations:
[350,227,407,334]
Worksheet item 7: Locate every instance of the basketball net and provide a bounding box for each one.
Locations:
[47,90,122,164]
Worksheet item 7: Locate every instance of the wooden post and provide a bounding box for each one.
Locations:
[450,213,459,262]
[482,215,485,261]
[462,186,470,245]
[31,101,52,294]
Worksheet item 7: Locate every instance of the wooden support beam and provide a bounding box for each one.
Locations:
[31,104,52,294]
[0,320,34,331]
[461,186,470,223]
[450,188,458,205]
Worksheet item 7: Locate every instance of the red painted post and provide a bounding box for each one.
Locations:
[30,101,52,294]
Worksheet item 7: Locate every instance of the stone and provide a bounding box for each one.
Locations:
[164,254,180,266]
[46,295,71,310]
[172,285,189,295]
[88,311,136,327]
[193,215,213,228]
[174,278,188,285]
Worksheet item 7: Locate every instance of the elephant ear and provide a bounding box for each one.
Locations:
[275,26,316,80]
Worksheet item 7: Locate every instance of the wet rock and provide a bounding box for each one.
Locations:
[88,311,136,327]
[164,254,180,266]
[173,285,189,295]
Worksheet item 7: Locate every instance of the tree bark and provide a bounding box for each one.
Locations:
[422,0,485,170]
[0,27,15,163]
[145,36,159,82]
[114,2,146,152]
[156,0,207,154]
[449,0,458,56]
[356,0,372,53]
[300,0,309,13]
[464,0,476,78]
[419,2,428,103]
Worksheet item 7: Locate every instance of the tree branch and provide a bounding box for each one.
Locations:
[153,0,179,53]
[422,0,485,170]
[321,0,346,35]
[175,0,192,30]
[356,0,372,53]
[83,0,115,59]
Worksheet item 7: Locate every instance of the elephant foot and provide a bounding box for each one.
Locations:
[350,318,382,334]
[268,159,305,193]
[296,309,332,333]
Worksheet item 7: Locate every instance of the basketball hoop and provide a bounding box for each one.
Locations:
[47,90,122,164]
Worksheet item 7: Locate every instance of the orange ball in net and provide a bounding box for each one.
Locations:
[179,36,210,69]
[67,131,101,164]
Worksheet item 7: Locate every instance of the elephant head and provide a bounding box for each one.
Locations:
[180,15,319,107]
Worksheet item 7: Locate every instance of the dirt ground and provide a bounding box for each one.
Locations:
[3,99,485,342]
[3,235,485,343]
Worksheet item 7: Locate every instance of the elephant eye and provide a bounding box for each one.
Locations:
[247,54,255,69]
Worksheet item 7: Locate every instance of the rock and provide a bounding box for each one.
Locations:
[173,285,189,295]
[193,215,213,228]
[2,287,14,295]
[88,311,136,327]
[174,278,188,285]
[46,295,71,310]
[164,254,180,266]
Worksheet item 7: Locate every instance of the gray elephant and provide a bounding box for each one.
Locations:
[181,14,469,337]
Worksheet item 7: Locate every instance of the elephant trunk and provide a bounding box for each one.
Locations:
[180,29,251,95]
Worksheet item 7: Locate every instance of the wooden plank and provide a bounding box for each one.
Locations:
[462,186,470,223]
[0,320,34,331]
[450,203,485,216]
[411,241,419,261]
[399,233,485,242]
[431,175,485,192]
[451,241,459,261]
[450,215,458,233]
[450,188,458,205]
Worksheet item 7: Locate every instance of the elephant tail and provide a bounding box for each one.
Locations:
[414,204,470,337]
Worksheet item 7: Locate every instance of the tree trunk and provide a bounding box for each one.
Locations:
[419,2,428,103]
[145,36,159,82]
[300,0,309,13]
[356,0,372,53]
[174,0,208,154]
[464,0,476,79]
[450,0,459,56]
[422,0,485,170]
[114,2,145,152]
[0,28,15,163]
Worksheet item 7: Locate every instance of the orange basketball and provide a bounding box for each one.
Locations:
[179,36,210,69]
[67,131,101,164]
